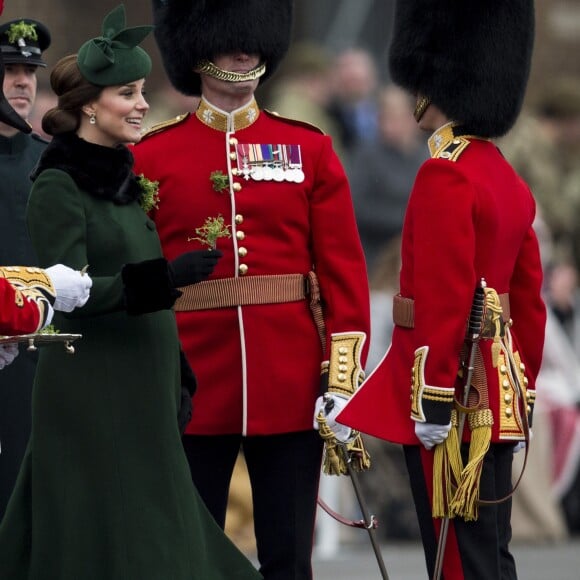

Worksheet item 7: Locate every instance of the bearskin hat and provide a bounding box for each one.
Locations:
[152,0,293,96]
[388,0,535,138]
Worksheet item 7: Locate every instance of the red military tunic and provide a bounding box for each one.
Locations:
[0,272,52,335]
[339,123,546,444]
[133,97,370,436]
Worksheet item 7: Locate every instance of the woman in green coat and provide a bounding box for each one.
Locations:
[0,6,262,580]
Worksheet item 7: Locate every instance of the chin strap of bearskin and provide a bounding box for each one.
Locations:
[196,59,266,83]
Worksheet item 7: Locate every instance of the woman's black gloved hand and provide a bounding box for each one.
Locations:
[168,249,222,287]
[121,250,222,315]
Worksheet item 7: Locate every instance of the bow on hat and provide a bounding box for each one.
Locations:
[81,4,151,73]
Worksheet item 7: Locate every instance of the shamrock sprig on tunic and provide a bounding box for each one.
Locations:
[188,214,231,249]
[137,174,160,212]
[210,170,229,193]
[7,21,38,44]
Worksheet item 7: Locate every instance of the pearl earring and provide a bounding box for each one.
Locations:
[89,113,96,125]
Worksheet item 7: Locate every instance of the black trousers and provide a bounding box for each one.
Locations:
[404,442,517,580]
[182,430,323,580]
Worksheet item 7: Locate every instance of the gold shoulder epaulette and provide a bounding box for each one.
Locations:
[141,113,190,139]
[263,109,324,135]
[434,136,471,162]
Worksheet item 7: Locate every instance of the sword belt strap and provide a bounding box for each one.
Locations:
[316,497,375,529]
[392,292,510,328]
[174,273,307,311]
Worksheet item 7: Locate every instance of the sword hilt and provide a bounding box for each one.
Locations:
[467,278,486,340]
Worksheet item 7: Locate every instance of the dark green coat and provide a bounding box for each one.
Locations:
[0,134,261,580]
[0,131,47,519]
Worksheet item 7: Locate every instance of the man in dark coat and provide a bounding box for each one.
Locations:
[0,16,51,519]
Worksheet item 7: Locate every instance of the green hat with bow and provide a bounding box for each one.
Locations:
[77,4,152,86]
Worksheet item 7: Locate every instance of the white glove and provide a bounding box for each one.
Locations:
[0,343,19,370]
[415,421,452,450]
[45,264,92,312]
[313,393,354,443]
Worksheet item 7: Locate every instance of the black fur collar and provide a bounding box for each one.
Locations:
[30,132,141,205]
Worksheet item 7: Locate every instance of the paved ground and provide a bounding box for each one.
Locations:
[310,537,580,580]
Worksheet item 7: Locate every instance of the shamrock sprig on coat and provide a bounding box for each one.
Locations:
[137,174,160,212]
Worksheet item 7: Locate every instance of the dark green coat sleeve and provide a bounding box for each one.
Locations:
[26,168,125,317]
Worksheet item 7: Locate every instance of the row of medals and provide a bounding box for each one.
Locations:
[240,159,305,183]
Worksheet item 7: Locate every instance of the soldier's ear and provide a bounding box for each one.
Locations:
[0,51,32,132]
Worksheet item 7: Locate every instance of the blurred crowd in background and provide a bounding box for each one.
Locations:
[9,2,580,554]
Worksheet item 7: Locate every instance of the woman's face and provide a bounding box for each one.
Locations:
[84,78,149,147]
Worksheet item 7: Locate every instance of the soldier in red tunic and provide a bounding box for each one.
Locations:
[0,264,91,365]
[0,277,41,335]
[133,1,370,578]
[339,2,545,579]
[0,268,54,336]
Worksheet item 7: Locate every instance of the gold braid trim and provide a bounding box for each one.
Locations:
[449,409,494,521]
[317,332,370,475]
[0,267,55,330]
[432,284,507,520]
[432,343,493,521]
[327,332,366,397]
[0,266,54,293]
[141,113,189,139]
[411,346,454,422]
[421,388,455,404]
[482,287,504,367]
[196,60,266,83]
[432,410,463,519]
[498,337,530,439]
[411,347,427,422]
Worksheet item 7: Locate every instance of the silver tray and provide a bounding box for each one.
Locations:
[0,333,82,353]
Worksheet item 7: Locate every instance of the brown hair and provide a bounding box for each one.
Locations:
[42,54,103,136]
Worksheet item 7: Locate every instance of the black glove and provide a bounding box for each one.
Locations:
[121,257,181,315]
[319,365,329,396]
[168,250,222,288]
[178,388,193,435]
